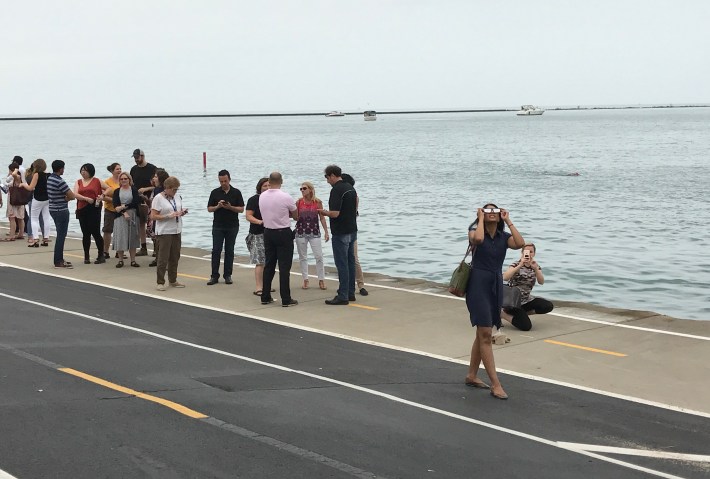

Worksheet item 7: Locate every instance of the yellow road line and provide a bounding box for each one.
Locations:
[544,340,627,357]
[348,304,380,311]
[178,273,210,280]
[59,368,208,419]
[65,253,85,259]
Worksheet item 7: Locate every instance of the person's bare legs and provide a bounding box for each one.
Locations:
[467,326,507,398]
[103,231,112,255]
[254,264,264,292]
[16,218,25,238]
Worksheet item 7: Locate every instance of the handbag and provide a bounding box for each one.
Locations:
[502,284,522,309]
[448,245,474,297]
[9,184,32,206]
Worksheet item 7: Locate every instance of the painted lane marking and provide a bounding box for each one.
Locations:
[0,468,19,479]
[558,442,710,463]
[544,340,628,357]
[348,304,380,311]
[5,230,707,338]
[177,272,210,280]
[0,268,708,419]
[0,345,384,479]
[0,294,688,479]
[59,368,208,419]
[176,252,710,341]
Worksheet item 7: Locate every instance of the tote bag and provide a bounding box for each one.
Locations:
[502,284,522,309]
[9,183,32,206]
[448,245,474,297]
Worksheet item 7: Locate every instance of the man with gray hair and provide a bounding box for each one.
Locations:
[258,172,299,307]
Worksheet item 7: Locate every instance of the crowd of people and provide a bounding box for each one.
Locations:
[1,153,370,302]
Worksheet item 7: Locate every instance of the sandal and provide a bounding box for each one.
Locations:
[302,279,309,289]
[319,280,327,290]
[41,241,49,247]
[253,290,262,296]
[130,261,140,267]
[116,261,124,268]
[28,241,39,248]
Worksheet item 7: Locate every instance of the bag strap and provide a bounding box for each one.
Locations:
[463,243,475,261]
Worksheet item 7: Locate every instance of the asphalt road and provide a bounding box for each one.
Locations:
[0,268,707,478]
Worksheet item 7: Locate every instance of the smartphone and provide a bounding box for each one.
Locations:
[523,250,531,260]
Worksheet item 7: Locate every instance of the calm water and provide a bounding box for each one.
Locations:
[2,109,709,320]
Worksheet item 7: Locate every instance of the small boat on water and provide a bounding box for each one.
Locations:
[325,111,345,117]
[364,110,376,121]
[516,105,545,116]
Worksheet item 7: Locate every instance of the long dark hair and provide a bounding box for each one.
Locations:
[469,203,505,232]
[256,177,269,194]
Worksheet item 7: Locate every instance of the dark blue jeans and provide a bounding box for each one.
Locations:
[211,226,238,279]
[331,232,357,301]
[50,209,69,266]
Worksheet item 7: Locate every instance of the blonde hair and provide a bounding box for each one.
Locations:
[118,171,134,186]
[300,181,321,204]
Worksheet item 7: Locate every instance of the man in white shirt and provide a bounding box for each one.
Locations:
[258,172,298,307]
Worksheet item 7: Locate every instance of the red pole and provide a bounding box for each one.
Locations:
[203,152,207,172]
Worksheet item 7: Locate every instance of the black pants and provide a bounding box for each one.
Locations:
[77,206,104,259]
[262,228,294,303]
[504,297,554,331]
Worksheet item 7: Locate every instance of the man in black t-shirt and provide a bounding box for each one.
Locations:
[318,164,358,305]
[129,148,157,256]
[206,169,244,285]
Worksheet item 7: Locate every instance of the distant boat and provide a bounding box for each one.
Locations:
[325,111,345,117]
[517,105,544,116]
[364,110,376,121]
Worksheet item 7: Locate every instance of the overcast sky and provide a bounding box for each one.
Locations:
[3,0,709,115]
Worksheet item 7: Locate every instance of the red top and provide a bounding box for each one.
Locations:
[77,177,102,210]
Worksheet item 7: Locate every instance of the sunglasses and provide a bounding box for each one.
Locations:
[482,208,501,214]
[300,187,309,191]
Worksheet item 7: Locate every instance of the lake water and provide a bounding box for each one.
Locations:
[2,108,709,320]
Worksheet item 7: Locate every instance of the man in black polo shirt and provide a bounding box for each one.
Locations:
[206,170,244,285]
[318,164,358,305]
[129,148,157,256]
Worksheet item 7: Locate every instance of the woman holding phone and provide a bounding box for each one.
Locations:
[502,243,553,331]
[150,176,187,291]
[464,203,524,400]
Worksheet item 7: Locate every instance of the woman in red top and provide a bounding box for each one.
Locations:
[73,163,109,264]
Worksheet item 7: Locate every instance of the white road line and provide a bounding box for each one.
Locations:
[180,251,710,341]
[558,443,710,463]
[0,468,19,479]
[1,262,709,420]
[0,293,691,479]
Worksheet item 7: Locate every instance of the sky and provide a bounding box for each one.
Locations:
[3,0,709,115]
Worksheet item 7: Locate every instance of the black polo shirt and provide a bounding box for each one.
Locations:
[328,180,357,235]
[207,186,244,228]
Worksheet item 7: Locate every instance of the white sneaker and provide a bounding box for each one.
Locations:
[156,284,167,291]
[170,282,185,288]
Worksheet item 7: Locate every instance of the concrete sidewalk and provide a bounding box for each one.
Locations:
[1,229,709,415]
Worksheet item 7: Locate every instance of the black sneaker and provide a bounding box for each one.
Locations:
[94,256,106,264]
[206,277,219,285]
[224,276,233,285]
[261,298,275,305]
[103,251,110,259]
[359,287,369,296]
[282,299,298,307]
[148,260,157,267]
[325,297,349,306]
[349,296,356,302]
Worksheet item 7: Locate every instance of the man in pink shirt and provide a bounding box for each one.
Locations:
[258,172,299,307]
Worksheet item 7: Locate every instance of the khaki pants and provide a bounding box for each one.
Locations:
[156,234,181,285]
[354,240,364,289]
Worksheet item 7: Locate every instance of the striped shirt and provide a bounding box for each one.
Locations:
[47,173,70,212]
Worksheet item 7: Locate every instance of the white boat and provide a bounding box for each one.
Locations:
[325,111,345,117]
[516,105,545,116]
[363,110,376,121]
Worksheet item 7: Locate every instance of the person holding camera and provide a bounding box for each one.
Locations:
[502,243,553,331]
[206,170,244,285]
[150,176,188,290]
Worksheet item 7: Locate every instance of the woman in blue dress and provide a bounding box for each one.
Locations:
[465,203,525,400]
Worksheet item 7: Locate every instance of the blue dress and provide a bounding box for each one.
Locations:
[465,227,511,328]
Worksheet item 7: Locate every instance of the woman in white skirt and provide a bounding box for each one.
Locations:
[111,172,141,268]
